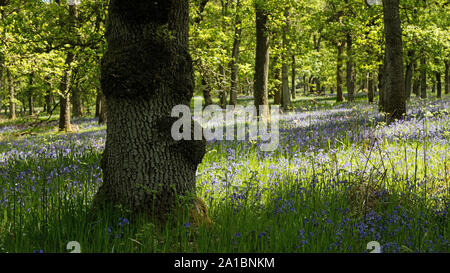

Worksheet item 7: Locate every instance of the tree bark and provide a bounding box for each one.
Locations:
[58,2,78,131]
[28,73,34,116]
[445,61,449,95]
[346,33,355,102]
[368,72,374,103]
[420,56,427,99]
[281,7,290,110]
[229,0,242,106]
[273,57,281,105]
[95,89,101,117]
[59,51,74,131]
[98,90,107,125]
[0,53,3,111]
[378,63,385,111]
[336,42,344,102]
[404,50,414,100]
[201,77,213,107]
[93,0,206,220]
[72,82,83,118]
[254,5,270,120]
[7,69,15,119]
[382,0,406,121]
[291,55,296,100]
[436,72,441,98]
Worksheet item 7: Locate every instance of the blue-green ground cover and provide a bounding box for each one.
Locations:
[0,97,448,253]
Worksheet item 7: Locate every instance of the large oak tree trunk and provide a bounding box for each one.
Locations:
[93,0,206,220]
[382,0,406,121]
[254,5,270,120]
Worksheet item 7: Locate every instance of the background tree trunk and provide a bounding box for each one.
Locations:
[58,2,78,131]
[202,77,213,107]
[93,0,206,220]
[336,42,344,102]
[346,34,355,102]
[7,69,15,119]
[378,62,385,111]
[28,73,34,116]
[95,89,101,118]
[72,78,83,118]
[404,50,414,100]
[436,72,441,98]
[254,5,270,120]
[382,0,406,121]
[229,0,241,106]
[368,72,374,103]
[445,61,449,95]
[291,55,296,100]
[98,90,107,125]
[420,56,427,99]
[281,7,290,110]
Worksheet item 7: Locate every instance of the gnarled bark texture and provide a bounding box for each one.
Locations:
[93,0,206,220]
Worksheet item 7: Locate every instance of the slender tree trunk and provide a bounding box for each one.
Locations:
[346,34,355,102]
[93,0,206,220]
[7,69,15,119]
[273,57,281,105]
[378,63,385,111]
[368,72,374,103]
[0,54,3,111]
[254,5,270,120]
[59,51,74,131]
[229,0,241,106]
[420,56,427,99]
[303,75,308,95]
[445,61,449,95]
[45,90,52,114]
[336,42,344,102]
[404,50,414,100]
[98,90,107,125]
[202,77,213,107]
[291,55,296,99]
[219,65,227,108]
[281,7,290,110]
[58,2,78,131]
[413,76,420,97]
[95,89,101,117]
[436,72,441,98]
[28,73,34,116]
[72,83,83,118]
[382,0,406,121]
